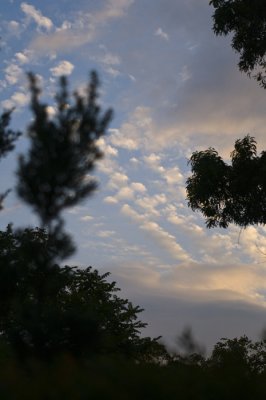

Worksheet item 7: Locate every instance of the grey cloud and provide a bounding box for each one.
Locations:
[30,0,134,54]
[99,260,266,351]
[102,0,266,153]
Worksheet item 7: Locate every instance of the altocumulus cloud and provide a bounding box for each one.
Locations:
[50,60,74,77]
[21,2,53,31]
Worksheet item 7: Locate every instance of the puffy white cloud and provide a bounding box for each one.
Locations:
[116,186,135,200]
[135,194,167,216]
[97,138,118,157]
[104,178,146,204]
[104,196,119,204]
[108,172,129,189]
[144,153,164,171]
[130,157,139,165]
[97,156,118,175]
[143,154,184,187]
[15,50,33,65]
[15,52,29,64]
[109,128,139,150]
[50,60,74,76]
[4,64,23,85]
[131,182,146,193]
[21,3,53,31]
[165,167,184,185]
[9,92,28,106]
[2,91,29,110]
[110,107,157,151]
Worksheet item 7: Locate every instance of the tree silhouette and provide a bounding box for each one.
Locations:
[0,110,20,210]
[210,0,266,88]
[0,225,165,361]
[17,72,112,237]
[187,135,266,228]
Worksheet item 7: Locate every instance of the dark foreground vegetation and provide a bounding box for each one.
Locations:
[0,334,266,398]
[0,1,266,397]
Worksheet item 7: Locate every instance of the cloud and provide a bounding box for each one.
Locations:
[121,203,145,223]
[108,171,129,189]
[108,254,266,309]
[121,203,191,262]
[7,20,21,36]
[144,153,165,172]
[135,194,167,217]
[97,230,116,238]
[15,52,29,64]
[131,182,146,193]
[155,27,169,41]
[104,196,119,204]
[2,90,29,109]
[30,0,134,53]
[97,49,121,66]
[141,220,191,262]
[93,0,134,23]
[109,128,139,150]
[179,65,191,82]
[10,91,28,106]
[165,167,184,185]
[109,107,156,151]
[103,174,146,203]
[101,0,266,156]
[97,138,118,157]
[130,157,140,165]
[143,154,184,188]
[21,2,53,31]
[116,186,135,200]
[151,4,266,153]
[31,30,95,53]
[109,107,190,153]
[50,60,74,76]
[80,215,94,222]
[4,64,23,85]
[238,226,266,263]
[106,258,266,350]
[93,49,122,76]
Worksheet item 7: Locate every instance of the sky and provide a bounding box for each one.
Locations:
[1,0,266,352]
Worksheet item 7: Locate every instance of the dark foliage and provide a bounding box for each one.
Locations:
[0,110,20,159]
[0,336,264,399]
[187,135,266,228]
[210,0,266,88]
[0,110,20,210]
[17,72,113,230]
[0,225,166,362]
